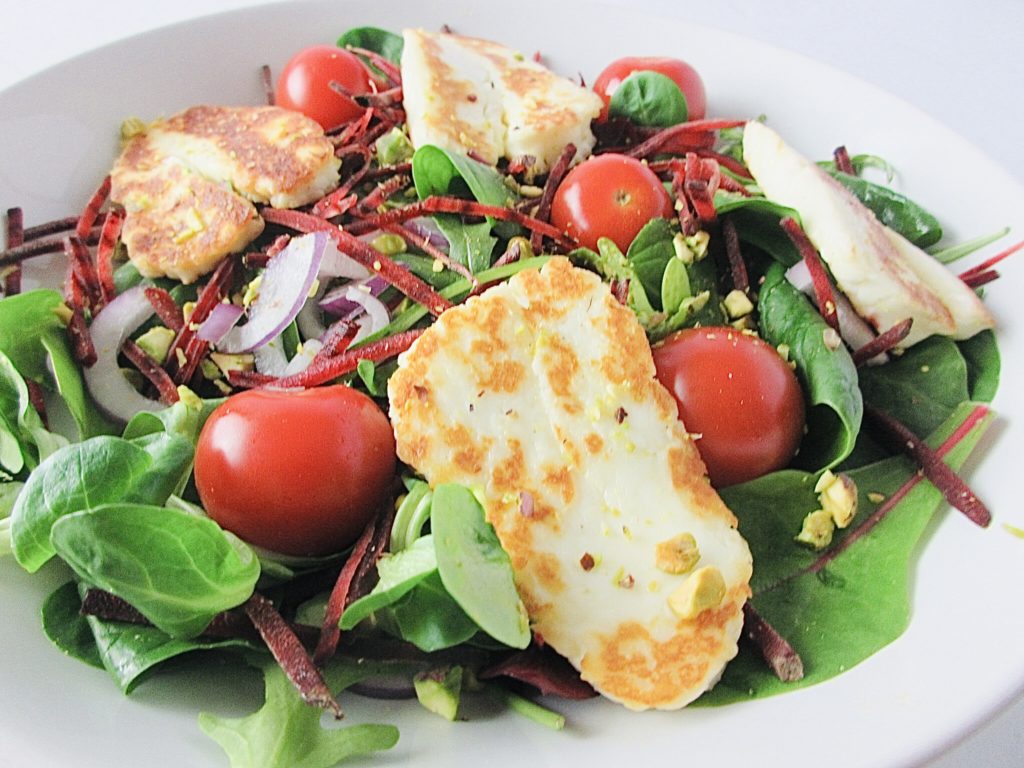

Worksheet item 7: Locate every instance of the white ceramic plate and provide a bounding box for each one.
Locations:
[2,2,1023,766]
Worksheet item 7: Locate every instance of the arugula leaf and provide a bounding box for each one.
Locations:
[431,484,530,648]
[199,658,399,768]
[758,263,862,471]
[608,71,688,126]
[50,503,259,638]
[709,402,993,704]
[11,432,195,572]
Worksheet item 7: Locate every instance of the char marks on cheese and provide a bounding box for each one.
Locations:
[388,258,752,710]
[111,106,340,283]
[400,29,603,174]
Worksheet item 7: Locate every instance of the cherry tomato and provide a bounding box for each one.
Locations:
[593,56,707,122]
[194,385,396,556]
[551,153,674,252]
[275,45,373,130]
[652,327,805,488]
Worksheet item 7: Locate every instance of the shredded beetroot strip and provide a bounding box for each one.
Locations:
[780,216,840,332]
[383,223,474,282]
[721,217,748,293]
[479,645,597,699]
[66,306,98,367]
[260,64,275,106]
[313,516,382,665]
[121,340,180,405]
[95,208,123,303]
[851,318,913,366]
[623,119,746,160]
[349,196,575,250]
[958,239,1023,279]
[0,227,101,267]
[271,328,425,390]
[63,236,104,311]
[529,142,577,252]
[23,215,80,241]
[741,602,804,682]
[358,173,412,213]
[4,207,23,295]
[244,592,344,717]
[261,207,452,316]
[165,256,236,379]
[346,47,402,86]
[962,270,1000,289]
[864,404,991,527]
[144,286,185,333]
[833,146,855,175]
[76,175,111,241]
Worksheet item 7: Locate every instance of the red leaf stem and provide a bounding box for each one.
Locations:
[121,339,181,405]
[851,318,913,366]
[479,645,597,699]
[260,208,452,316]
[243,592,344,718]
[75,175,111,240]
[863,403,991,527]
[958,239,1023,279]
[26,380,49,428]
[742,602,804,682]
[961,270,1000,289]
[780,216,840,332]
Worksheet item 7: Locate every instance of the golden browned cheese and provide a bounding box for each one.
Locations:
[110,105,340,283]
[389,258,752,710]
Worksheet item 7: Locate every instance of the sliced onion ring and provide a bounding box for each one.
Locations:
[219,232,328,353]
[197,302,244,344]
[82,286,163,421]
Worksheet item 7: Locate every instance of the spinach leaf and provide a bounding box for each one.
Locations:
[11,431,195,572]
[958,330,1000,402]
[608,71,688,126]
[708,402,992,704]
[758,263,862,471]
[716,193,802,267]
[431,484,530,648]
[388,571,479,651]
[827,171,942,248]
[50,503,259,638]
[336,27,403,64]
[858,336,968,438]
[340,535,437,630]
[199,658,399,768]
[41,581,104,669]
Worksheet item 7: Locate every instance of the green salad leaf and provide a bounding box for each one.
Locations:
[827,170,943,248]
[608,70,688,127]
[336,27,404,64]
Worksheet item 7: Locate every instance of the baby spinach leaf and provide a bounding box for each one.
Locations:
[50,503,259,638]
[716,194,802,267]
[758,263,862,471]
[41,580,104,669]
[336,26,403,64]
[707,403,992,704]
[339,535,437,630]
[11,432,195,572]
[199,658,399,768]
[858,337,969,438]
[608,71,688,127]
[388,571,479,651]
[958,330,1000,402]
[827,171,942,248]
[431,484,530,649]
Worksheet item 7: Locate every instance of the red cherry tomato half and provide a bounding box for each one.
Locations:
[551,153,674,253]
[652,327,805,488]
[275,45,373,130]
[593,56,707,123]
[194,385,396,557]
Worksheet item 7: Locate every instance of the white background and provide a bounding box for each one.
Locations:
[1,1,1022,765]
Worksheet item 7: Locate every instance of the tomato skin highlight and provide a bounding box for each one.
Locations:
[194,385,396,556]
[593,56,707,122]
[551,154,674,253]
[652,328,805,488]
[275,45,373,130]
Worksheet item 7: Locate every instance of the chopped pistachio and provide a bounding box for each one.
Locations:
[518,184,544,198]
[133,326,175,365]
[723,289,754,319]
[686,230,710,261]
[668,566,726,619]
[776,343,791,362]
[181,301,197,323]
[413,666,463,721]
[795,509,835,550]
[672,232,695,265]
[655,532,700,575]
[823,327,843,351]
[867,491,886,504]
[816,470,858,528]
[120,116,148,141]
[199,359,221,381]
[507,236,535,260]
[374,126,415,166]
[209,352,255,376]
[371,232,407,255]
[176,386,203,410]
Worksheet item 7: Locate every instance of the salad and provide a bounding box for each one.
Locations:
[0,19,1013,768]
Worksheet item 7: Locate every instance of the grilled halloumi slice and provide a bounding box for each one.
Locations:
[389,258,752,710]
[742,121,994,346]
[111,105,340,283]
[400,29,603,174]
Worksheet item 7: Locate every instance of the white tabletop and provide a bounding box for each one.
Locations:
[2,1,1022,766]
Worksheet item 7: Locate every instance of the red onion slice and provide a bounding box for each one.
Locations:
[282,339,322,377]
[197,302,244,344]
[253,337,290,377]
[319,238,371,280]
[318,276,388,317]
[82,286,163,421]
[219,233,327,353]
